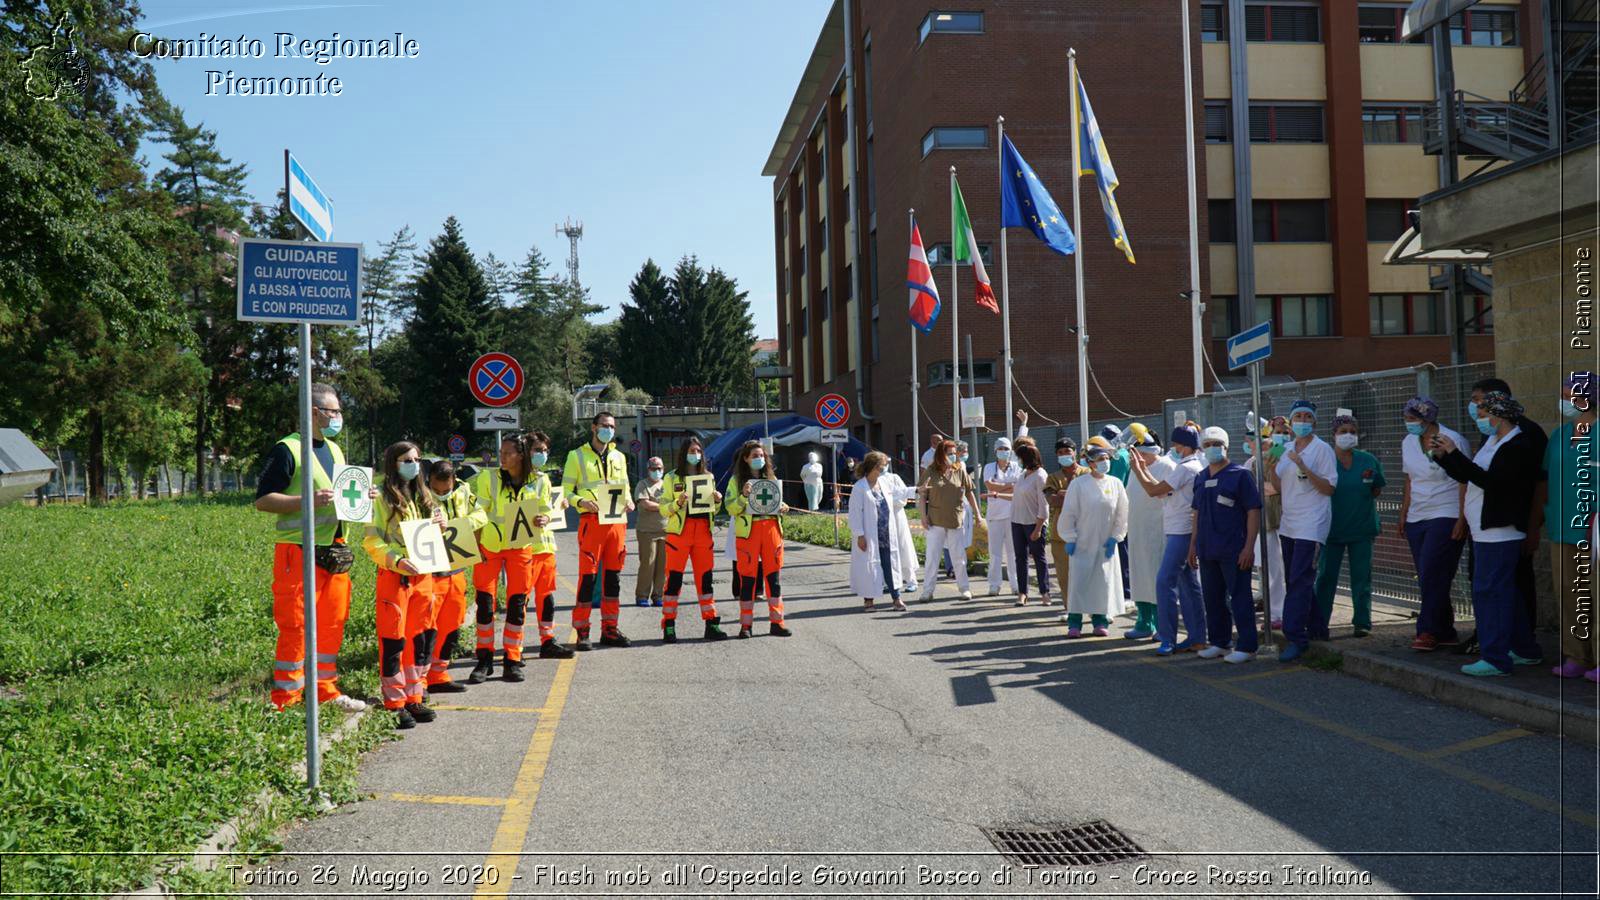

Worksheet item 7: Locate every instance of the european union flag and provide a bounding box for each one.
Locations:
[999,134,1077,257]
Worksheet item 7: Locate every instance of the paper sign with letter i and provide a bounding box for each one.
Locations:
[595,483,629,525]
[400,519,451,574]
[544,486,567,531]
[684,474,717,515]
[440,518,484,568]
[502,498,542,549]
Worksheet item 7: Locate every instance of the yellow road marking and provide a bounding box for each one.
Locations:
[1422,727,1533,759]
[383,792,509,807]
[1223,665,1312,683]
[432,704,547,714]
[1143,658,1598,830]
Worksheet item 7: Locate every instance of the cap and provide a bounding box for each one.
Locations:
[1201,426,1229,447]
[995,437,1012,450]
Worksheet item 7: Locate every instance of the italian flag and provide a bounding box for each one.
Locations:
[952,178,998,313]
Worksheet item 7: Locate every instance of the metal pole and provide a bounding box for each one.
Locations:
[965,333,979,467]
[1180,0,1204,396]
[949,166,960,441]
[909,209,922,486]
[1069,49,1090,443]
[996,116,1014,443]
[831,450,839,545]
[1251,360,1276,654]
[297,322,321,797]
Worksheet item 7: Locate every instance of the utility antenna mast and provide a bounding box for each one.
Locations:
[556,218,583,286]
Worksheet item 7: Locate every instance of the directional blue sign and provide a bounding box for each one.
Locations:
[236,237,363,325]
[1226,319,1273,371]
[286,152,334,242]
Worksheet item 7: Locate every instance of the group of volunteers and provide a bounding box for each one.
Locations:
[848,375,1596,680]
[257,388,794,730]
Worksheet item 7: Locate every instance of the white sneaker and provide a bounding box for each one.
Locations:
[1223,650,1253,664]
[960,590,973,601]
[1197,646,1226,660]
[329,694,367,712]
[1058,613,1070,623]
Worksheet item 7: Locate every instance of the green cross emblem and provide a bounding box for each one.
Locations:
[754,483,777,507]
[342,479,363,508]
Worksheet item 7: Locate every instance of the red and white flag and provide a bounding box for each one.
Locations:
[907,220,942,334]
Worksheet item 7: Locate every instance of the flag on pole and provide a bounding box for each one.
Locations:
[906,219,942,334]
[1073,72,1135,264]
[951,177,998,314]
[999,135,1077,257]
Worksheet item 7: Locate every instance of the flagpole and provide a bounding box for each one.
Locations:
[949,165,960,441]
[909,209,922,486]
[997,115,1014,443]
[1069,49,1090,443]
[1181,0,1204,395]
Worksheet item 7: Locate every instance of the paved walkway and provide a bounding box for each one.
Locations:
[245,539,1598,897]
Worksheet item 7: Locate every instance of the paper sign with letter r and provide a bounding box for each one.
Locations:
[441,518,484,568]
[684,474,717,515]
[400,519,451,574]
[595,483,629,525]
[544,486,567,531]
[502,498,543,549]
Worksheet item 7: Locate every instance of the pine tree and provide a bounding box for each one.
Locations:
[403,217,501,448]
[615,259,680,395]
[667,257,757,402]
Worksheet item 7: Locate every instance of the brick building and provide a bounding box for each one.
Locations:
[763,1,1537,462]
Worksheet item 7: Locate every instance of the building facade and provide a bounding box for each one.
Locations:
[764,0,1537,463]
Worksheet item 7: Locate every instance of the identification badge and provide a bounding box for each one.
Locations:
[1217,495,1236,507]
[1204,479,1219,488]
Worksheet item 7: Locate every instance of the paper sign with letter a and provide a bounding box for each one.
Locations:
[684,474,717,515]
[502,498,543,549]
[440,518,484,568]
[331,464,373,523]
[400,520,451,574]
[544,486,567,531]
[595,483,629,525]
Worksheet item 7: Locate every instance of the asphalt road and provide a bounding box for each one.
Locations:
[246,535,1599,898]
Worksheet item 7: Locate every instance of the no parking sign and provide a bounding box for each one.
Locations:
[469,353,523,408]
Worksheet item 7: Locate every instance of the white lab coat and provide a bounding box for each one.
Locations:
[848,476,917,598]
[1125,453,1174,605]
[884,472,921,586]
[1058,473,1130,618]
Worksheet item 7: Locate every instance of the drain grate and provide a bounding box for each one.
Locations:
[983,820,1147,868]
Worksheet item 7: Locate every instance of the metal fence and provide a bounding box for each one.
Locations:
[1161,361,1495,618]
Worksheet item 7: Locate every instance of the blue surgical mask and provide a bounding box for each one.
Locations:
[1203,445,1226,464]
[1168,448,1181,461]
[321,417,342,439]
[996,450,1011,461]
[960,454,970,465]
[1560,398,1582,419]
[1271,433,1289,447]
[648,469,663,481]
[1404,421,1425,436]
[1292,422,1314,438]
[397,460,421,481]
[686,453,702,465]
[531,451,548,467]
[1476,416,1494,435]
[596,427,615,444]
[1057,454,1075,468]
[750,456,766,471]
[1467,400,1479,421]
[1093,460,1111,475]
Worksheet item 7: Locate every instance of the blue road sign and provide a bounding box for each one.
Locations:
[286,152,334,242]
[1226,320,1273,370]
[236,237,363,325]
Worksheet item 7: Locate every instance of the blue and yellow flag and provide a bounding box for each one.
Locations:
[1073,73,1135,264]
[999,134,1077,257]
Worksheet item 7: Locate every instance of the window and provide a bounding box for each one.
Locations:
[919,11,984,42]
[819,218,828,253]
[1357,4,1424,43]
[842,186,851,223]
[1361,104,1425,143]
[1451,9,1517,46]
[925,242,995,267]
[1253,200,1328,242]
[921,126,989,156]
[820,287,830,321]
[870,292,881,363]
[1370,293,1443,335]
[799,307,808,338]
[1245,3,1321,42]
[866,138,877,215]
[1201,2,1227,41]
[799,248,806,278]
[1259,294,1333,336]
[842,264,853,301]
[1365,199,1410,242]
[1204,102,1231,142]
[863,36,874,126]
[868,229,880,307]
[1249,104,1325,142]
[1466,293,1494,333]
[928,360,996,387]
[1208,200,1237,243]
[1211,294,1238,335]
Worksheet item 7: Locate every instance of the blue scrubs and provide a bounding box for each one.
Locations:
[1192,463,1263,652]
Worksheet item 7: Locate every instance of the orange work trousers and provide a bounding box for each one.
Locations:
[663,517,717,624]
[427,571,469,685]
[270,542,354,711]
[473,546,534,657]
[736,519,785,629]
[376,569,439,709]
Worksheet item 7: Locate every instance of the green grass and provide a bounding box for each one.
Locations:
[0,496,392,894]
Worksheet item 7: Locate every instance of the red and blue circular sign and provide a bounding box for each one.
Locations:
[447,434,466,454]
[815,393,850,428]
[469,352,523,408]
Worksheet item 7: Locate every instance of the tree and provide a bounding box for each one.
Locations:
[402,217,501,447]
[614,259,680,395]
[669,257,757,401]
[500,245,562,389]
[359,226,417,461]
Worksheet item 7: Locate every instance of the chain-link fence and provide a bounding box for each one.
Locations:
[1161,361,1495,619]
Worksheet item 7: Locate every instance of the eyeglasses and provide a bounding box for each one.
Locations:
[315,405,342,415]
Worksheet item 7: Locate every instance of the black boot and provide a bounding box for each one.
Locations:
[405,702,436,724]
[737,627,752,639]
[704,617,728,641]
[428,680,467,694]
[662,622,678,644]
[502,656,524,683]
[573,629,593,652]
[395,706,416,729]
[599,629,632,648]
[466,648,494,684]
[538,639,574,659]
[770,623,793,637]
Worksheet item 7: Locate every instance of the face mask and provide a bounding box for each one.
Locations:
[1092,460,1111,475]
[996,450,1011,462]
[397,460,421,481]
[1057,454,1075,468]
[648,469,663,481]
[1335,433,1359,450]
[1404,421,1425,436]
[960,455,970,465]
[1272,433,1290,447]
[1292,422,1314,438]
[750,456,766,471]
[431,488,452,502]
[530,451,548,468]
[1467,400,1479,421]
[1168,448,1182,461]
[686,453,702,465]
[596,427,615,444]
[1476,416,1494,435]
[1560,398,1582,419]
[321,417,342,439]
[1203,446,1226,464]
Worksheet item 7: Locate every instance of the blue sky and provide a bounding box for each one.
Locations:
[136,0,833,338]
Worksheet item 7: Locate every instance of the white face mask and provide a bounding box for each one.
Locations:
[1092,460,1111,475]
[1335,433,1359,450]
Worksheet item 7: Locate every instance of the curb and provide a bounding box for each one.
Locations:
[1339,648,1599,747]
[110,705,372,898]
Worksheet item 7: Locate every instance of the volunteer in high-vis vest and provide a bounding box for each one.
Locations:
[253,382,369,713]
[424,459,488,692]
[363,442,444,730]
[562,412,635,650]
[659,437,728,642]
[725,440,792,638]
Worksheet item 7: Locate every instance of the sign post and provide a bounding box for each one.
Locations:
[1227,320,1274,655]
[815,395,851,545]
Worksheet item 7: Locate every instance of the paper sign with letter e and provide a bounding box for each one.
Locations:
[400,520,451,574]
[684,474,717,515]
[441,518,484,568]
[595,483,629,525]
[746,478,783,516]
[331,465,373,523]
[501,498,543,549]
[544,486,567,531]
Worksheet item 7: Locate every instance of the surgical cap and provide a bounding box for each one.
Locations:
[1480,390,1523,421]
[1170,423,1200,450]
[1289,399,1317,419]
[1402,396,1439,423]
